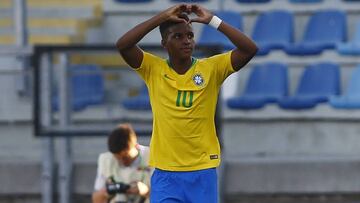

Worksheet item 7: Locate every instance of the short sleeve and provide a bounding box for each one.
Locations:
[206,51,236,86]
[94,154,106,191]
[134,51,160,84]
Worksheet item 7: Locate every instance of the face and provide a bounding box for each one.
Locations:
[162,23,195,59]
[113,135,138,166]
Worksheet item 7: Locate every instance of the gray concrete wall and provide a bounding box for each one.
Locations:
[221,105,360,196]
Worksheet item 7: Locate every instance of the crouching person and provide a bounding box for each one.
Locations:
[92,124,152,203]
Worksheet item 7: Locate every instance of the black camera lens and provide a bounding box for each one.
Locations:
[106,182,131,194]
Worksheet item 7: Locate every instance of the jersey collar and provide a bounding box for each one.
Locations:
[166,57,197,75]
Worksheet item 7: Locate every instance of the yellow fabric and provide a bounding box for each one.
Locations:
[135,51,235,171]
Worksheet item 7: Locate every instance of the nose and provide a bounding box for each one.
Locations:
[183,37,191,44]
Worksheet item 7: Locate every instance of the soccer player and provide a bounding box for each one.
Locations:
[116,4,257,203]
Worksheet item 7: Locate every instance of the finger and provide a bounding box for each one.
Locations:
[171,17,188,24]
[186,4,192,14]
[192,5,204,16]
[175,16,188,23]
[190,17,203,24]
[178,4,188,13]
[191,4,200,12]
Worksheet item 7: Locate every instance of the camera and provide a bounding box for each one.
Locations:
[106,176,131,195]
[106,181,131,195]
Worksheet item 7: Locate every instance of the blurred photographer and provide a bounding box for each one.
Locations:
[92,124,152,203]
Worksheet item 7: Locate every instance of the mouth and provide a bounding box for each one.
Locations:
[181,47,193,53]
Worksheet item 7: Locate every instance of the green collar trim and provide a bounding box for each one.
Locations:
[167,57,197,70]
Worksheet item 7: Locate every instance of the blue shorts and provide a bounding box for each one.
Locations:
[150,168,218,203]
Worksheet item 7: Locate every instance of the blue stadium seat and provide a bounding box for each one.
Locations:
[278,63,340,109]
[236,0,271,3]
[285,10,347,55]
[337,22,360,55]
[52,65,105,111]
[113,0,152,3]
[289,0,323,3]
[198,11,242,51]
[252,10,294,55]
[227,62,288,109]
[122,84,151,110]
[171,0,208,2]
[330,65,360,109]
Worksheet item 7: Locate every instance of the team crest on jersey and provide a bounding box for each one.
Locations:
[192,73,204,86]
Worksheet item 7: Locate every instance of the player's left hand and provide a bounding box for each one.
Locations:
[189,4,213,24]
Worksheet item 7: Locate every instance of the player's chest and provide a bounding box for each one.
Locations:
[155,69,213,107]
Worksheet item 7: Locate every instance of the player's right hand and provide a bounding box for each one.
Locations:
[162,4,191,24]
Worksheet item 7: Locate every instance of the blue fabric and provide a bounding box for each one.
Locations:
[122,84,151,110]
[330,65,360,109]
[198,11,242,51]
[252,10,294,55]
[278,63,340,109]
[337,22,360,55]
[52,64,104,111]
[285,10,347,55]
[227,62,288,109]
[151,168,217,203]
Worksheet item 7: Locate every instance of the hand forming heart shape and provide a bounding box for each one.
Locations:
[165,4,213,25]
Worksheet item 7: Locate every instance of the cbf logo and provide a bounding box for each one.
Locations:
[193,73,204,86]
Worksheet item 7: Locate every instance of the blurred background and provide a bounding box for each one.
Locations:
[2,0,360,202]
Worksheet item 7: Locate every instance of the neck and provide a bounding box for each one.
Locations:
[168,56,192,75]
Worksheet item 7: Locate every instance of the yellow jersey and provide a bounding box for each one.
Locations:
[135,51,235,171]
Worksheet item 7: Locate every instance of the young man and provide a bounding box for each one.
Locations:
[92,124,152,203]
[116,4,257,203]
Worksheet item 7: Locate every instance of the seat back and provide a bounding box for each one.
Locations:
[252,10,294,47]
[139,83,149,96]
[346,65,360,96]
[351,22,360,44]
[243,62,288,98]
[296,63,340,96]
[198,11,242,50]
[71,64,104,105]
[303,10,347,45]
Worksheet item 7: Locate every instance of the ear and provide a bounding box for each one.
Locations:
[161,39,166,49]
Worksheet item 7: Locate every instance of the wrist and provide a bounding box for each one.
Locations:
[208,15,222,29]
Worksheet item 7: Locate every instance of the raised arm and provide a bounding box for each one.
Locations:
[190,5,258,71]
[116,4,190,69]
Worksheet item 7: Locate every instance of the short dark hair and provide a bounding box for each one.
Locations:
[159,13,190,39]
[107,126,132,154]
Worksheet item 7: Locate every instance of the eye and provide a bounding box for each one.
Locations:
[174,34,181,39]
[187,33,194,39]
